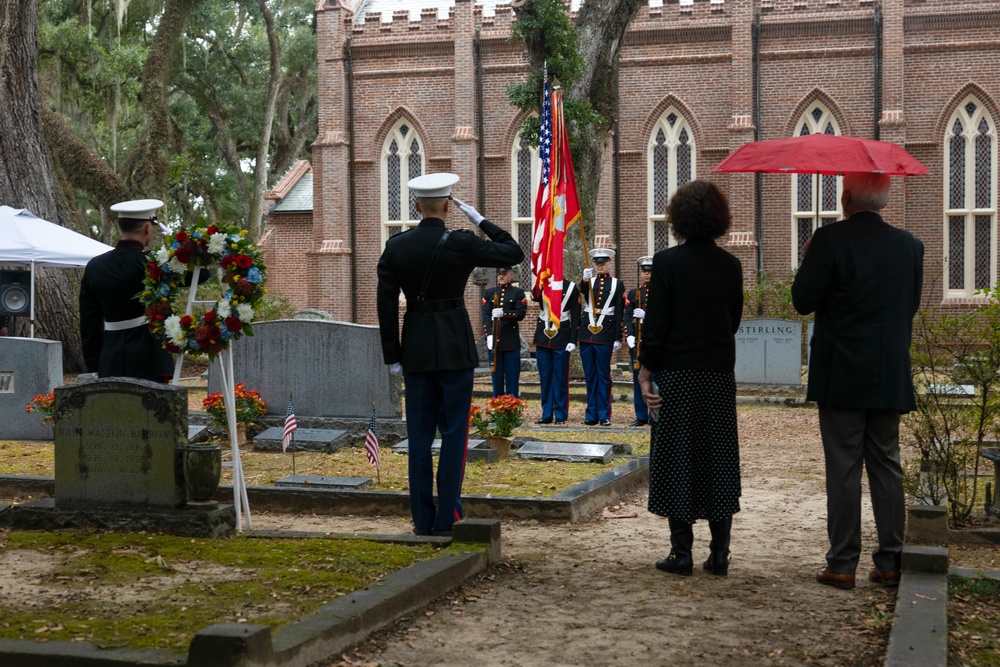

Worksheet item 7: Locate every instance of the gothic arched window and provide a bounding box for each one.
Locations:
[511,133,540,289]
[791,103,842,266]
[944,97,997,296]
[381,120,424,243]
[647,109,696,253]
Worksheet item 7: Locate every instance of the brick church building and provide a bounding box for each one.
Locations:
[262,0,1000,343]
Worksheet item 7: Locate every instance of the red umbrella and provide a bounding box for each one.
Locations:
[711,133,928,176]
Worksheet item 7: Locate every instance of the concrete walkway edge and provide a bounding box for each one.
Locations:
[884,546,950,667]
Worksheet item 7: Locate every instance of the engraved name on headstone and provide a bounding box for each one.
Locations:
[516,442,613,464]
[274,475,372,489]
[253,426,349,453]
[54,379,187,508]
[0,337,62,440]
[735,318,802,385]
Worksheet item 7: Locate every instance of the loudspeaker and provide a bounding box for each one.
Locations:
[0,270,31,317]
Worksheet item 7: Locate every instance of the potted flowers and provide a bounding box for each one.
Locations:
[202,383,266,446]
[470,394,527,459]
[25,392,55,427]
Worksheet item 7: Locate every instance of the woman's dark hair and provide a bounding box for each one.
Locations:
[666,180,732,242]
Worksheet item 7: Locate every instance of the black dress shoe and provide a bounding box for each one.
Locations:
[629,419,648,427]
[599,419,611,426]
[535,417,553,425]
[554,419,566,425]
[582,419,598,426]
[655,551,693,576]
[703,551,731,576]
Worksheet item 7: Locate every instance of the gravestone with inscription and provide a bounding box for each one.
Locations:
[53,378,187,508]
[735,319,803,385]
[0,337,62,440]
[517,442,614,464]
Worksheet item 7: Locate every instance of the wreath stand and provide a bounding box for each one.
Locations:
[171,269,252,530]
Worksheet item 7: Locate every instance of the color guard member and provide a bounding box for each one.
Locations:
[624,256,653,426]
[578,248,625,426]
[482,267,527,397]
[532,278,580,424]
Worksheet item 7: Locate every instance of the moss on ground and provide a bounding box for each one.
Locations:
[0,531,461,653]
[949,575,1000,666]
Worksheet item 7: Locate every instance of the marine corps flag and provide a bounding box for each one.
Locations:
[531,75,581,332]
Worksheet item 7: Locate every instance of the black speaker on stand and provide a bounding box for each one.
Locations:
[0,270,31,318]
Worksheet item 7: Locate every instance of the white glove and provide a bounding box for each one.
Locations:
[491,307,504,318]
[451,196,485,226]
[633,308,645,319]
[565,343,576,353]
[626,335,636,349]
[613,341,622,352]
[582,268,593,282]
[388,362,402,375]
[487,335,494,350]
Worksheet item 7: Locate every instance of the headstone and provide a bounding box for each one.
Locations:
[927,384,974,396]
[393,438,496,463]
[0,337,61,440]
[274,475,372,489]
[188,424,208,443]
[735,318,802,385]
[516,442,614,463]
[207,320,400,419]
[252,426,349,453]
[53,378,187,508]
[807,321,814,367]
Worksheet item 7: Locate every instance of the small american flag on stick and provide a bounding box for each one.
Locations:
[365,403,381,483]
[282,395,297,453]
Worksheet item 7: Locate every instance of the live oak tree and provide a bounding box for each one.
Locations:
[508,0,645,277]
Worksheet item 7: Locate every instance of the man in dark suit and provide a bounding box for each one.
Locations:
[80,199,174,382]
[482,267,527,397]
[792,171,924,591]
[377,173,524,536]
[624,256,653,426]
[578,248,625,426]
[532,278,580,424]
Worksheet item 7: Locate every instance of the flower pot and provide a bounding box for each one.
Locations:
[485,435,512,460]
[184,444,222,503]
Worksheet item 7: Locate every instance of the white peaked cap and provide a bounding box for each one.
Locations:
[110,199,164,219]
[638,255,654,268]
[589,248,615,260]
[408,173,459,198]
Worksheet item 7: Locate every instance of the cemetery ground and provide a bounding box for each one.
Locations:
[1,372,998,665]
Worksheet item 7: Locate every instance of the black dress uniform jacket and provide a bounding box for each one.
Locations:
[577,274,625,345]
[532,280,580,349]
[377,218,524,373]
[481,284,527,352]
[80,239,174,378]
[623,284,649,339]
[792,211,923,412]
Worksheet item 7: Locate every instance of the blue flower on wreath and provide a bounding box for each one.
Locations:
[157,283,171,298]
[246,267,263,284]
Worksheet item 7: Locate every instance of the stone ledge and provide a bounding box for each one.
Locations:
[0,520,498,667]
[884,570,949,667]
[9,498,237,538]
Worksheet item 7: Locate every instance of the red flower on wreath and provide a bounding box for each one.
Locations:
[147,261,163,279]
[180,315,193,328]
[236,255,253,269]
[225,316,243,332]
[206,225,219,235]
[175,230,189,242]
[236,279,253,296]
[221,255,235,269]
[203,310,216,324]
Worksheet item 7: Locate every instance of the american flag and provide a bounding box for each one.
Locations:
[281,397,297,453]
[364,407,380,468]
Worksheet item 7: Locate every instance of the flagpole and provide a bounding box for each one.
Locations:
[372,401,380,485]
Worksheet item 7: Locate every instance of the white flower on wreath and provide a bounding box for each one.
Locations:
[216,299,232,319]
[208,233,228,254]
[167,257,187,275]
[164,315,185,344]
[236,303,255,322]
[155,247,171,264]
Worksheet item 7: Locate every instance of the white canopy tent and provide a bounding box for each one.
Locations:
[0,205,113,336]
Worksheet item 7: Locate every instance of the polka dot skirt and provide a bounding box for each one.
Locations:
[647,369,741,523]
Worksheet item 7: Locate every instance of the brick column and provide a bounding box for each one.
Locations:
[725,0,759,285]
[310,1,353,319]
[878,0,907,229]
[451,0,478,204]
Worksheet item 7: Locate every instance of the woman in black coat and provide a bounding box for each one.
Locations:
[637,180,744,577]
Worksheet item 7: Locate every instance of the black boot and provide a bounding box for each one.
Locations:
[703,516,732,576]
[655,518,694,576]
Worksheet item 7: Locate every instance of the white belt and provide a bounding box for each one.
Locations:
[104,315,147,331]
[539,312,572,323]
[585,306,615,316]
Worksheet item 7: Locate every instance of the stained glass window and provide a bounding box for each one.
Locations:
[648,109,696,253]
[945,97,996,295]
[517,137,532,218]
[511,127,541,287]
[408,139,422,221]
[516,222,533,286]
[791,103,842,266]
[387,140,400,221]
[383,121,424,243]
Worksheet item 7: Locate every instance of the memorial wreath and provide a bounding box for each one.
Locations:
[140,222,267,358]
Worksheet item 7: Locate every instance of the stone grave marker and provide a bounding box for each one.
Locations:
[53,378,187,508]
[274,475,372,489]
[253,426,349,453]
[208,319,400,419]
[393,438,496,463]
[735,318,802,385]
[516,442,614,463]
[0,337,61,440]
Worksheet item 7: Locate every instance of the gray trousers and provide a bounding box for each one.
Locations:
[818,404,905,573]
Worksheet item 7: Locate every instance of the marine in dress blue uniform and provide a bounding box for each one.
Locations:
[531,279,580,424]
[624,256,653,426]
[577,248,625,426]
[79,199,174,381]
[481,267,527,397]
[376,173,524,536]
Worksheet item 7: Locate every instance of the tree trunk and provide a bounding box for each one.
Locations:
[247,0,283,239]
[0,0,86,370]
